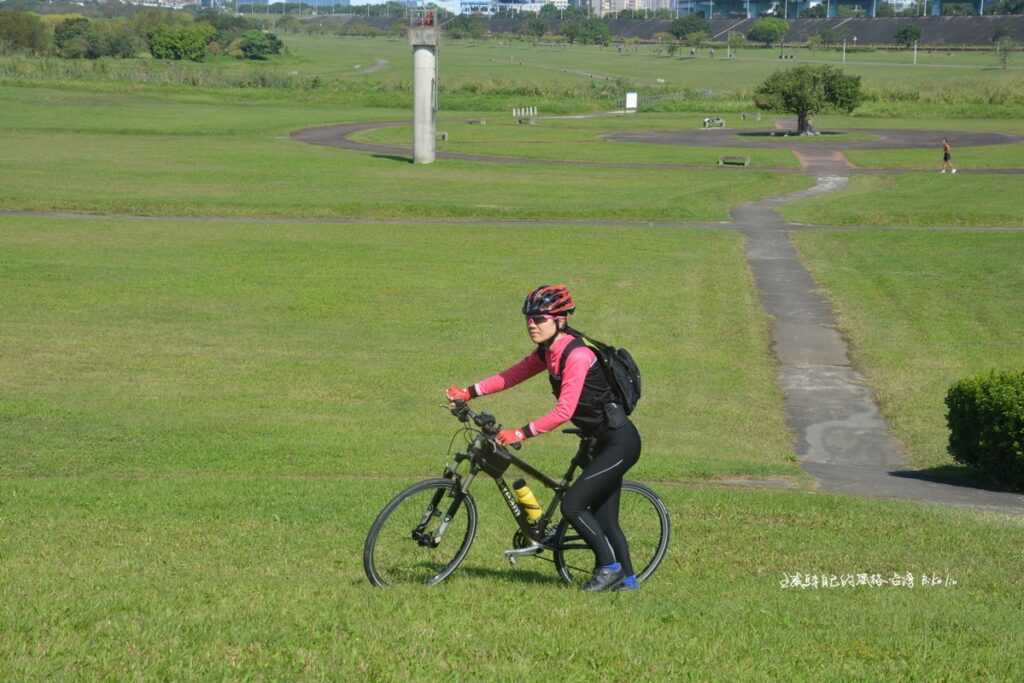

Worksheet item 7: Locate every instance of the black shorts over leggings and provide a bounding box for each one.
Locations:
[560,420,641,573]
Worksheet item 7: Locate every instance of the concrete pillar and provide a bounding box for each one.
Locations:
[409,15,439,165]
[412,44,436,165]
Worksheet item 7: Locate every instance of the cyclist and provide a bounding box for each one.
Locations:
[446,285,641,592]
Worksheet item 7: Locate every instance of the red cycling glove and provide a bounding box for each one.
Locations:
[446,385,472,402]
[497,428,527,445]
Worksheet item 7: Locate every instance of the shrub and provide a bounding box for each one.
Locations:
[237,30,282,60]
[54,16,92,57]
[147,23,215,62]
[946,370,1024,490]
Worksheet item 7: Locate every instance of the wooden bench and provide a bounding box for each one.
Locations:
[718,156,750,167]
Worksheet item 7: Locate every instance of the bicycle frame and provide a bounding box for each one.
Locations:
[437,404,597,550]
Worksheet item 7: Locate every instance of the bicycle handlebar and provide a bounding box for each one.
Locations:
[447,400,522,451]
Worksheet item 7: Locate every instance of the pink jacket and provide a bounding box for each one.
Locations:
[472,334,597,437]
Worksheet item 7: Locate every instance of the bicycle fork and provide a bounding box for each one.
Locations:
[411,479,470,548]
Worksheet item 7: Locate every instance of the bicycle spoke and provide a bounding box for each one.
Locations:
[364,480,477,587]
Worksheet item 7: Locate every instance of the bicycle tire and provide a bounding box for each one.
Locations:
[553,480,670,586]
[363,478,477,587]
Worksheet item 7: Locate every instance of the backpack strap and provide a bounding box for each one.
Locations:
[556,336,587,377]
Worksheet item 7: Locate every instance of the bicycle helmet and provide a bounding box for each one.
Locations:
[522,284,575,317]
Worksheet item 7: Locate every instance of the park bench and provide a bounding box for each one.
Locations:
[718,156,750,167]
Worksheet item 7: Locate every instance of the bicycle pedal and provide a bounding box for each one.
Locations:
[502,543,543,565]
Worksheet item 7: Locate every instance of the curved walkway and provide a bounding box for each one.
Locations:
[733,165,1024,514]
[290,122,800,173]
[605,127,1021,150]
[292,121,1024,176]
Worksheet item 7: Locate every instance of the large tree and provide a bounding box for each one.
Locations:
[754,65,863,135]
[747,17,788,47]
[894,25,922,48]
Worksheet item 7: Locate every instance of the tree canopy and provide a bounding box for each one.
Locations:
[753,65,863,134]
[894,25,922,48]
[747,17,788,47]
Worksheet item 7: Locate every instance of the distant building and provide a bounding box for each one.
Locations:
[589,0,672,16]
[493,0,569,12]
[462,0,497,13]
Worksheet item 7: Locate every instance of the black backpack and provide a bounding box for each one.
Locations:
[572,332,642,416]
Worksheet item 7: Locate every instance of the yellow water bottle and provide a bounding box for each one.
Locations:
[513,479,543,523]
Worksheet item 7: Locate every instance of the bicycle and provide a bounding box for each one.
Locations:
[363,400,671,588]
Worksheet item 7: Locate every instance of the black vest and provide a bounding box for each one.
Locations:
[540,336,615,434]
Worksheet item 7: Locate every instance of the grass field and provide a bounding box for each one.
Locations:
[781,174,1024,227]
[0,216,793,482]
[3,32,1024,679]
[793,229,1024,472]
[0,86,811,221]
[4,476,1024,679]
[350,114,803,167]
[3,220,1023,679]
[4,33,1024,116]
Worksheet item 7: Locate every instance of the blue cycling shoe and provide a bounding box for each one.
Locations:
[613,575,640,591]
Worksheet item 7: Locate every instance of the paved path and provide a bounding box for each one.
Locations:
[293,121,1024,176]
[733,153,1024,514]
[290,122,802,173]
[605,127,1021,150]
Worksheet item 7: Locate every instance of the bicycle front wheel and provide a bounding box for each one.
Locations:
[553,480,670,587]
[363,478,478,587]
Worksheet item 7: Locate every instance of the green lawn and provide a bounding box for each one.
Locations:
[3,475,1023,680]
[4,34,1023,118]
[5,218,1022,679]
[845,142,1024,170]
[0,215,793,482]
[793,229,1024,471]
[3,39,1024,677]
[781,174,1024,227]
[350,114,802,167]
[0,86,810,221]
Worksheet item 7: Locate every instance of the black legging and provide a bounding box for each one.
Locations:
[560,421,641,574]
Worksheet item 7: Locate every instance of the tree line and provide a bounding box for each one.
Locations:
[0,8,284,61]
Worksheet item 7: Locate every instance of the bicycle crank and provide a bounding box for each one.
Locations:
[503,542,544,566]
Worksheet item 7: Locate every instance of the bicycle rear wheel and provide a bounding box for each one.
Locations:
[553,480,670,587]
[363,478,477,587]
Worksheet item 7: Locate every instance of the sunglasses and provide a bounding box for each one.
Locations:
[526,315,555,325]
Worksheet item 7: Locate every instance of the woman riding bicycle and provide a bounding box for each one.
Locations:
[446,285,641,592]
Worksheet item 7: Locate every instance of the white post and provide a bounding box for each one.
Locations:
[913,40,917,65]
[842,39,846,63]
